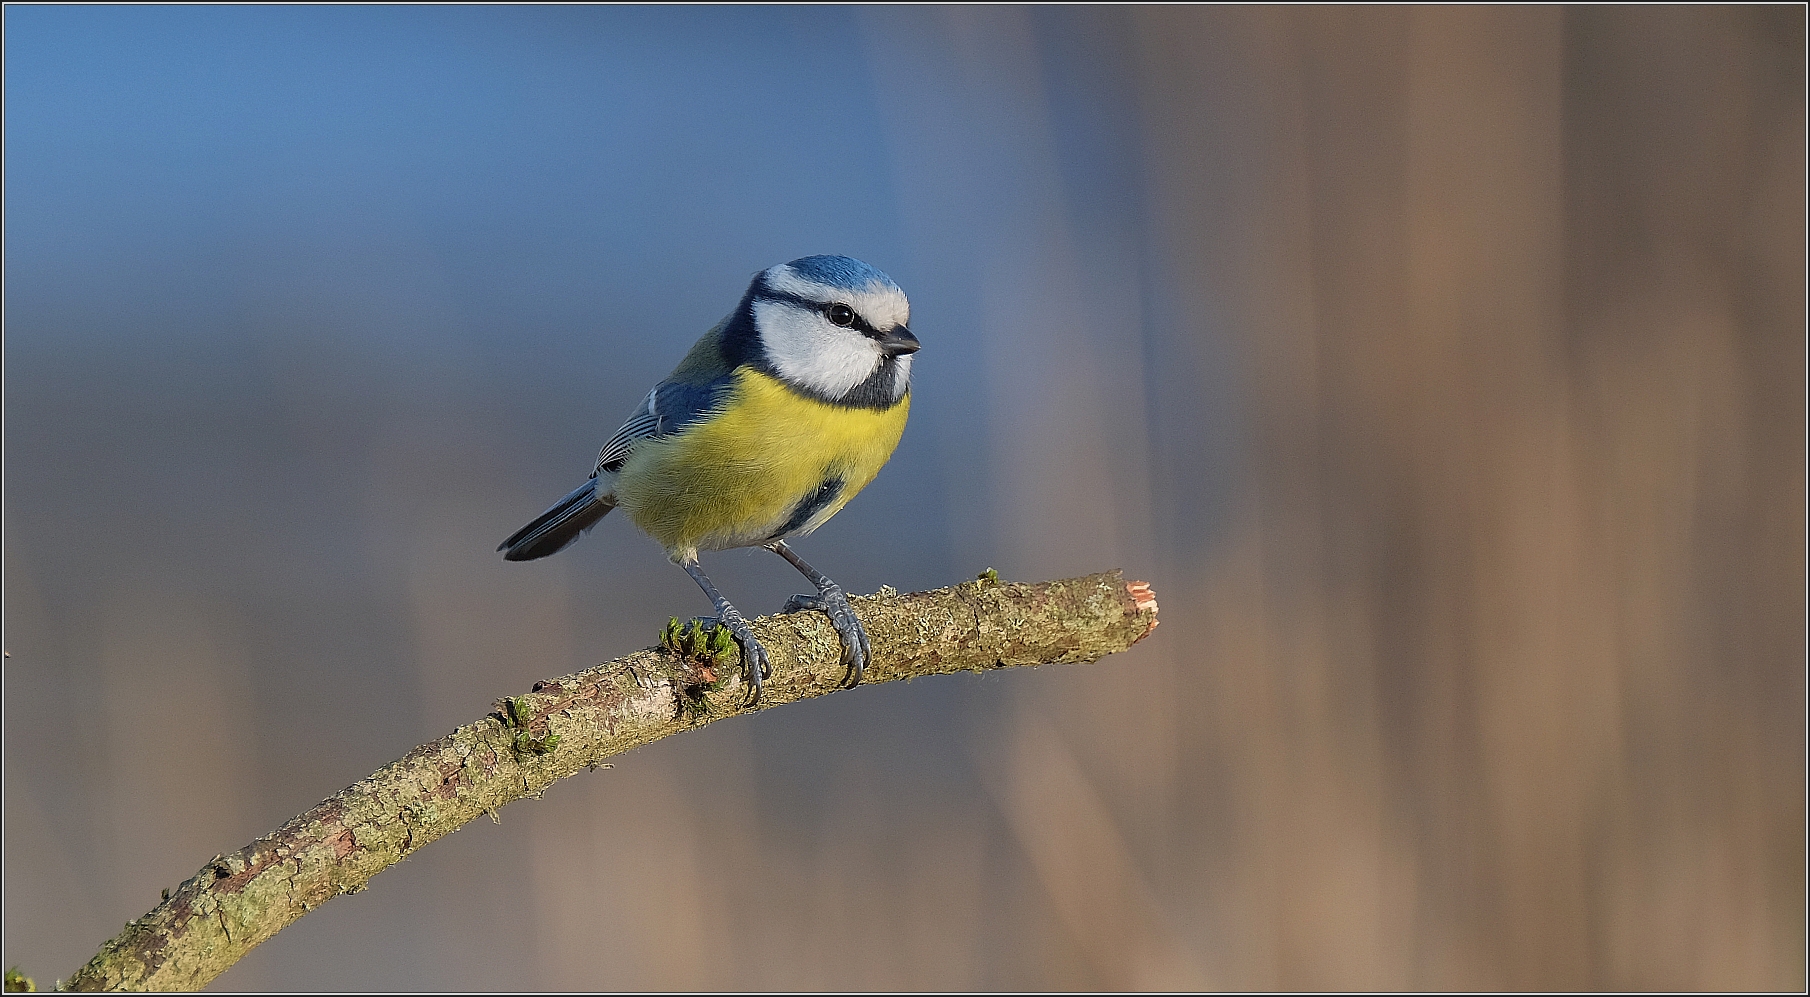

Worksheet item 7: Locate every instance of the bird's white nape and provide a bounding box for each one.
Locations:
[752,298,886,398]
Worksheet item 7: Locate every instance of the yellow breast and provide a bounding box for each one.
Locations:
[611,367,909,558]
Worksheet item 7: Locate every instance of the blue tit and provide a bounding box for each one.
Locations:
[498,255,919,703]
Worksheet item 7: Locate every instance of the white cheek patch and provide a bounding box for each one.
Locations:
[754,299,883,398]
[890,354,913,394]
[763,266,911,331]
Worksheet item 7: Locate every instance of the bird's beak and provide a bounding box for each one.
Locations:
[878,326,920,356]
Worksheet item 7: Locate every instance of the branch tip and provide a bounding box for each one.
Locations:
[1126,580,1159,639]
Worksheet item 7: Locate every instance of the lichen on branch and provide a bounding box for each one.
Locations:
[63,570,1157,992]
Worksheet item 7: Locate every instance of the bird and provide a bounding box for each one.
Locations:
[497,255,919,704]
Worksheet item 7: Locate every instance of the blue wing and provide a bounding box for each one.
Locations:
[594,377,734,475]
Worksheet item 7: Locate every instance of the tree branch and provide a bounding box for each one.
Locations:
[63,571,1158,991]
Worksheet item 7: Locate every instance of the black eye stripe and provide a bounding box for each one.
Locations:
[824,301,881,336]
[754,290,886,336]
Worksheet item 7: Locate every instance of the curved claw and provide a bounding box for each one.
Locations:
[781,586,870,688]
[700,609,770,706]
[679,557,772,705]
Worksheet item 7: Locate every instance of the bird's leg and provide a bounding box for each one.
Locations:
[680,556,771,705]
[766,539,870,689]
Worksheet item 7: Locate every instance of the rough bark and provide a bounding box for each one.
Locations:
[64,571,1158,991]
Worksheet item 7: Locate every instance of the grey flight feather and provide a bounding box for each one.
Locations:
[497,479,614,561]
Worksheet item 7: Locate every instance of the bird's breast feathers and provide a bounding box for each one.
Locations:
[609,367,909,556]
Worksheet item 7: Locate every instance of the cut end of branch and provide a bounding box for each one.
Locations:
[1126,579,1159,640]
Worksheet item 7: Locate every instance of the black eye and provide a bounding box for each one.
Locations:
[826,303,856,327]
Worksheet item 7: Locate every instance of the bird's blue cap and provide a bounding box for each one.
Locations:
[784,255,900,293]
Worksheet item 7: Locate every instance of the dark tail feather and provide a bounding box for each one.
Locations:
[498,479,614,561]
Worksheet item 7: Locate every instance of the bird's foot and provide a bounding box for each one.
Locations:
[698,606,770,706]
[781,583,870,689]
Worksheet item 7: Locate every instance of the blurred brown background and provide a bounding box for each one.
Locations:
[5,6,1803,990]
